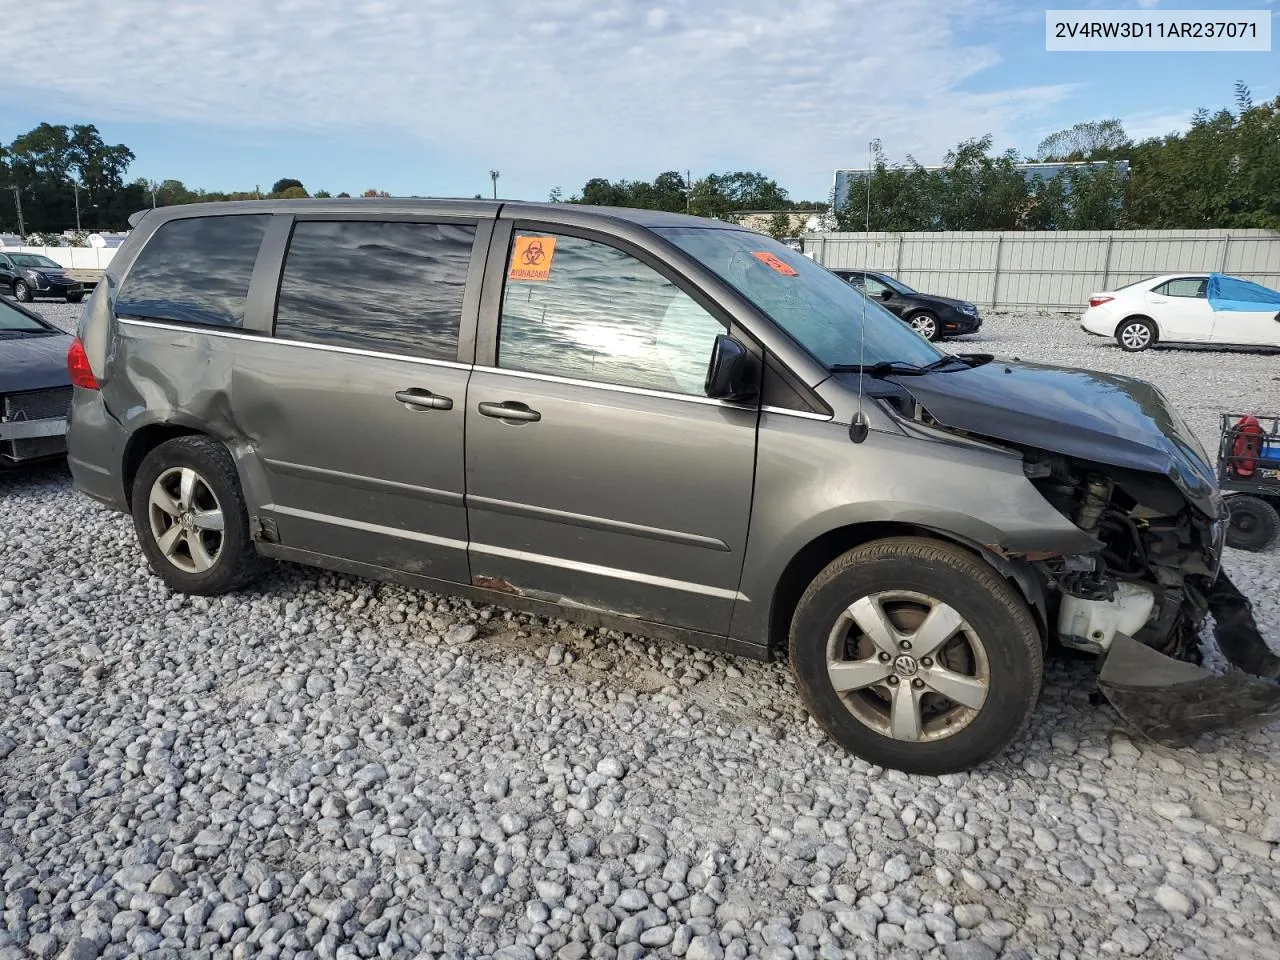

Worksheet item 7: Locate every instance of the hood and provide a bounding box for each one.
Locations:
[0,331,72,393]
[883,359,1219,516]
[913,293,972,310]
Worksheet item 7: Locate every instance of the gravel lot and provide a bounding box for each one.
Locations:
[3,301,1278,960]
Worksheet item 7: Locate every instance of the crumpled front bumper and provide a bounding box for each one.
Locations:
[1097,571,1280,743]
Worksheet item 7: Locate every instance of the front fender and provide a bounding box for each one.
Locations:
[729,416,1096,647]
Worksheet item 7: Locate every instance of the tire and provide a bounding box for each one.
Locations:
[1225,495,1280,552]
[131,435,264,595]
[1116,317,1156,352]
[789,537,1042,774]
[908,312,941,341]
[12,280,32,302]
[66,293,83,304]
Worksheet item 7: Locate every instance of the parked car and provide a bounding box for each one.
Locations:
[0,296,73,465]
[1081,273,1280,351]
[66,200,1272,773]
[0,252,87,303]
[829,269,981,341]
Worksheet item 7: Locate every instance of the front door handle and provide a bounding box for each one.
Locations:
[478,401,541,423]
[395,388,453,411]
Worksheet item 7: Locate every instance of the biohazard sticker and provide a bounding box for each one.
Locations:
[752,251,798,276]
[509,235,558,281]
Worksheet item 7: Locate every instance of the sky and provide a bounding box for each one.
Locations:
[5,0,1278,203]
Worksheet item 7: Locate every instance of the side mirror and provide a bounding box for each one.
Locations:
[877,289,893,301]
[705,334,756,401]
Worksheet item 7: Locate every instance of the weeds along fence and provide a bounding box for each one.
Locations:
[804,229,1280,311]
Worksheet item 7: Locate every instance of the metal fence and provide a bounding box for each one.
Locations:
[805,229,1280,311]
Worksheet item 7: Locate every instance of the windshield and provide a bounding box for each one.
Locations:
[11,254,61,268]
[656,228,942,369]
[0,299,49,333]
[882,274,917,296]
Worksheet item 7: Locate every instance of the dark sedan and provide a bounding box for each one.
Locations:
[830,269,981,341]
[0,297,73,465]
[0,252,87,303]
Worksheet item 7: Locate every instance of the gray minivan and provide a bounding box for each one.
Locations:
[66,199,1263,773]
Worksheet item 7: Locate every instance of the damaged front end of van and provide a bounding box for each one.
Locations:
[881,356,1280,744]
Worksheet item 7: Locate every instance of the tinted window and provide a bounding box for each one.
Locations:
[498,233,726,395]
[0,299,48,333]
[275,220,475,362]
[1157,278,1207,298]
[118,215,269,327]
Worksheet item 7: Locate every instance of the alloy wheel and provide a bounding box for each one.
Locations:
[910,315,937,339]
[825,590,990,742]
[1120,322,1151,350]
[147,466,226,574]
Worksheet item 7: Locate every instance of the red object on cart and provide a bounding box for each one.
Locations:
[1230,415,1264,478]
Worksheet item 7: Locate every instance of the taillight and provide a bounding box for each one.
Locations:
[1088,296,1114,308]
[67,337,99,390]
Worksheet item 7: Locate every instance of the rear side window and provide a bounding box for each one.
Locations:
[274,220,476,362]
[117,215,269,327]
[1156,277,1207,298]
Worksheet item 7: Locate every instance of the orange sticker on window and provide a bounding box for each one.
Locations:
[509,235,558,281]
[752,251,798,276]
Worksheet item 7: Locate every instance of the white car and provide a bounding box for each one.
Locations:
[1080,274,1280,351]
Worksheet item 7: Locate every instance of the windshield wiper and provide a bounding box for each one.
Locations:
[828,361,929,376]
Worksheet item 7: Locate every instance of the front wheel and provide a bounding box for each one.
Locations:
[789,537,1043,774]
[1116,317,1156,351]
[1225,495,1280,552]
[131,435,265,594]
[12,280,32,302]
[908,312,941,341]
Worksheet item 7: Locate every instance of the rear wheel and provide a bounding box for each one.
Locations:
[1116,317,1156,352]
[12,280,32,302]
[131,436,264,594]
[1225,495,1280,552]
[908,312,941,341]
[789,537,1042,774]
[66,292,83,304]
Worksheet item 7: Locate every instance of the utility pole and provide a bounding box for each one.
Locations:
[686,169,692,213]
[489,170,500,200]
[72,181,82,232]
[9,186,24,236]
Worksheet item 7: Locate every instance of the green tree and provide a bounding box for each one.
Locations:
[270,178,305,195]
[313,189,332,198]
[765,211,792,240]
[278,186,309,199]
[1036,119,1131,161]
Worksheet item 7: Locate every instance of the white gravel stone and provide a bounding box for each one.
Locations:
[3,302,1277,957]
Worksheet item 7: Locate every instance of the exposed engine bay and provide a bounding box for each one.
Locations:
[880,374,1280,744]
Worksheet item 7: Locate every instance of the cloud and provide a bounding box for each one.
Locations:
[18,0,1077,195]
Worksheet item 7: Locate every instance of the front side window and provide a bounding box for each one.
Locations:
[498,233,726,396]
[117,215,269,327]
[274,220,476,362]
[657,228,941,369]
[862,276,891,297]
[1157,278,1207,298]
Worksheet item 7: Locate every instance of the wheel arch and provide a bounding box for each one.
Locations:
[765,521,1048,659]
[1118,313,1159,342]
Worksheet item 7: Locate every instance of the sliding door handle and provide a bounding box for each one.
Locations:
[478,401,541,422]
[395,389,453,411]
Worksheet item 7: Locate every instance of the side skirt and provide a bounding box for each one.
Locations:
[256,542,772,662]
